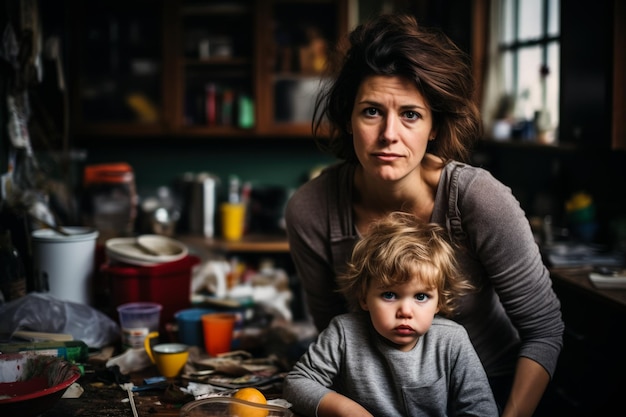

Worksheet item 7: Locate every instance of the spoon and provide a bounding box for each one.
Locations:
[29,214,71,236]
[134,238,162,256]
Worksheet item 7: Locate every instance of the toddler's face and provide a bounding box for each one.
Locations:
[360,277,439,351]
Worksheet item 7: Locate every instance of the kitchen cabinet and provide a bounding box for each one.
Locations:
[255,0,348,136]
[69,0,349,139]
[547,267,626,415]
[70,1,169,136]
[172,1,256,135]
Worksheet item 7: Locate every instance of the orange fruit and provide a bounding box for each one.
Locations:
[230,387,269,417]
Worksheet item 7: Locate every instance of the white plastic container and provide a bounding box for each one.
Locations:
[31,227,99,305]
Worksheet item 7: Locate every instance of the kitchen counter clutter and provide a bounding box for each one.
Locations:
[35,355,293,417]
[2,317,314,417]
[0,228,311,416]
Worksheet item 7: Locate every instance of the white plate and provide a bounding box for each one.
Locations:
[105,235,188,266]
[589,272,626,289]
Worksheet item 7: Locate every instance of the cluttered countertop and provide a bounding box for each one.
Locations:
[34,348,299,417]
[543,236,626,312]
[0,230,313,417]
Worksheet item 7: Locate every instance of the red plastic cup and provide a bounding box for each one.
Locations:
[201,313,236,356]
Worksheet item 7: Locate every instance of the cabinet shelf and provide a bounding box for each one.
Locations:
[179,234,289,253]
[175,126,254,136]
[184,58,251,67]
[70,0,348,138]
[180,4,253,16]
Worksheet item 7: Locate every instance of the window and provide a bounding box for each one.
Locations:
[482,0,560,144]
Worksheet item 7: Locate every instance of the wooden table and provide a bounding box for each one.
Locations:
[41,365,192,417]
[40,363,291,417]
[549,265,626,313]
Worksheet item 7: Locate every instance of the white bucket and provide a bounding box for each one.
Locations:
[32,227,99,305]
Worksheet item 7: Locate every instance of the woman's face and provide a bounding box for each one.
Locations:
[350,75,436,182]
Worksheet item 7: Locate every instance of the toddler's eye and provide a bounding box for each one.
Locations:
[415,293,429,302]
[381,292,396,300]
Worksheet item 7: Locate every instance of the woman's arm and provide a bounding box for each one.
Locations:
[460,169,564,412]
[501,357,550,417]
[285,176,349,331]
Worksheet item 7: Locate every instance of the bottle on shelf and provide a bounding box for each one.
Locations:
[0,229,27,303]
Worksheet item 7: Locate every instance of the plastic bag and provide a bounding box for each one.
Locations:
[0,292,120,348]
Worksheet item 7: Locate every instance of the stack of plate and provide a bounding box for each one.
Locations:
[105,235,188,266]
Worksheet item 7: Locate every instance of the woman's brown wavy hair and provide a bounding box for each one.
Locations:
[313,13,481,163]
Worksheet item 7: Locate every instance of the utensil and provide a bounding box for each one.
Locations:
[28,214,70,236]
[135,237,161,256]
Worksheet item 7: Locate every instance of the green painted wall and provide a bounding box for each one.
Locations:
[80,137,337,200]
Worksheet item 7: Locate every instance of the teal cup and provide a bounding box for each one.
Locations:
[175,308,215,347]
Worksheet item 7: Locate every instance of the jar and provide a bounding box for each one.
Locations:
[81,163,137,242]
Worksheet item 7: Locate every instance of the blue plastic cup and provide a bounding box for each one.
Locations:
[175,308,215,347]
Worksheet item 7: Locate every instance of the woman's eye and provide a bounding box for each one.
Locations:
[404,111,420,120]
[381,292,396,300]
[364,107,379,117]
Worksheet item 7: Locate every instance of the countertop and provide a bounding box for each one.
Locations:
[549,266,626,313]
[40,366,183,417]
[37,265,625,417]
[40,363,294,417]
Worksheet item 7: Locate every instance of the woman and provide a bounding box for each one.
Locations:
[285,14,564,417]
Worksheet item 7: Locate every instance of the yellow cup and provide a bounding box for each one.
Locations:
[201,313,236,356]
[220,203,246,241]
[144,332,189,378]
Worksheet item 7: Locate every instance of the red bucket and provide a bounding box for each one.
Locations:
[102,255,200,326]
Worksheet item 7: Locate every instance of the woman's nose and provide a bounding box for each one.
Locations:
[380,116,399,143]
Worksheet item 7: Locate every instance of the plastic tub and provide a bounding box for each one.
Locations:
[103,255,200,325]
[117,302,162,349]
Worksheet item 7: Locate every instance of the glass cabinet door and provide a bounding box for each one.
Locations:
[174,0,256,135]
[256,0,348,136]
[71,1,166,135]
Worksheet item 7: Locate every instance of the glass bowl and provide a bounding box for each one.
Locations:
[180,396,294,417]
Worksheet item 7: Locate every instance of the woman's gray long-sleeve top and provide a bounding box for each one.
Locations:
[284,313,499,417]
[285,160,564,378]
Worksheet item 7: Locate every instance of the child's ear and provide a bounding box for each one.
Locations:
[359,297,369,311]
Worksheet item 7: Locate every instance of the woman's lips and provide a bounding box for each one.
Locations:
[373,152,402,162]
